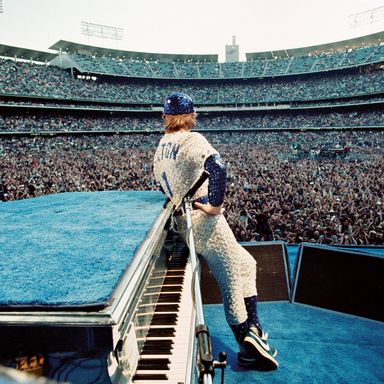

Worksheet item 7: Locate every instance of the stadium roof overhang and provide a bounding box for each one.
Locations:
[49,40,218,63]
[246,31,384,60]
[0,44,56,62]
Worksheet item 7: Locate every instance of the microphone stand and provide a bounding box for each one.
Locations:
[176,172,227,384]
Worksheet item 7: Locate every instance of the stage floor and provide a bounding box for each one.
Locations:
[204,302,384,384]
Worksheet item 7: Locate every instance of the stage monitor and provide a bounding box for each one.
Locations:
[292,243,384,321]
[200,241,290,303]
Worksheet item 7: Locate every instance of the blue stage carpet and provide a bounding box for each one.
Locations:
[204,302,384,384]
[0,191,165,308]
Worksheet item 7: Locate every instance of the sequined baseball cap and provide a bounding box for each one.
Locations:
[163,92,195,115]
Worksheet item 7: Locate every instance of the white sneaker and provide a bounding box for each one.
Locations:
[241,330,279,370]
[249,324,269,341]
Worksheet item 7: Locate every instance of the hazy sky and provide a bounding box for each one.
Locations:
[0,0,383,61]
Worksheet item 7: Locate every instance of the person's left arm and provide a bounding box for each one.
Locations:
[194,154,226,215]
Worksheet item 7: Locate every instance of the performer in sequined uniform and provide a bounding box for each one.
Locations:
[153,92,278,370]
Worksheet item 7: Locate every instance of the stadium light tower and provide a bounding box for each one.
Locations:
[348,6,384,28]
[80,21,124,49]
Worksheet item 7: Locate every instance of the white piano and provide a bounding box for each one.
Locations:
[0,192,198,384]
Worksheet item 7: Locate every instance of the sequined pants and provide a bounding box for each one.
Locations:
[176,210,257,325]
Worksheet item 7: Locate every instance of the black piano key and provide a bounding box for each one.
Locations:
[137,358,170,370]
[151,312,178,320]
[138,358,170,365]
[163,276,185,284]
[151,313,178,325]
[137,364,169,371]
[157,293,181,303]
[143,341,173,351]
[133,373,168,380]
[142,344,173,353]
[167,263,186,269]
[165,271,185,277]
[144,339,173,345]
[160,284,183,293]
[141,349,172,355]
[161,285,182,293]
[154,304,179,312]
[146,327,175,337]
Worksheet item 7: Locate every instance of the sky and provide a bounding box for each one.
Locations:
[0,0,383,61]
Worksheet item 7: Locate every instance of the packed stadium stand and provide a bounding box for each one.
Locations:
[1,32,383,245]
[0,32,383,135]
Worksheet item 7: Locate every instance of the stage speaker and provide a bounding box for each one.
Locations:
[200,241,291,304]
[292,243,384,321]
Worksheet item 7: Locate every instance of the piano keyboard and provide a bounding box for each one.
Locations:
[133,240,196,384]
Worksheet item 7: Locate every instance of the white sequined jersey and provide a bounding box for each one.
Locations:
[153,130,218,207]
[154,129,258,325]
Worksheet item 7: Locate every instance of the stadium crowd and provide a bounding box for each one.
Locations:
[0,109,382,132]
[1,130,383,245]
[1,51,383,246]
[1,58,383,105]
[53,43,384,78]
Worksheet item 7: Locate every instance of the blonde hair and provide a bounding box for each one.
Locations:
[162,113,196,133]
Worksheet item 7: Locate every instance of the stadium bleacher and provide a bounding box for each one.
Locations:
[58,41,384,79]
[1,57,383,105]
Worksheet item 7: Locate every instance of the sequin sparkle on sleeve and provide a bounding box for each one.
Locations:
[204,154,227,207]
